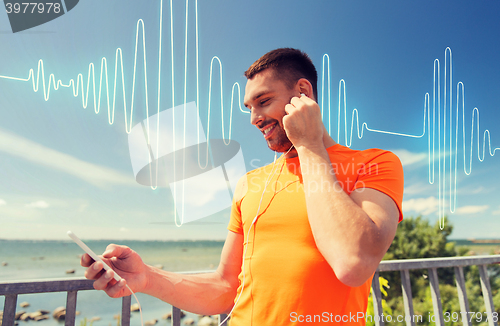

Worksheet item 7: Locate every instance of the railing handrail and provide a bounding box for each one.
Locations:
[0,278,94,296]
[378,254,500,271]
[0,270,217,296]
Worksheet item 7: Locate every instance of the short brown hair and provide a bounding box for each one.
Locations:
[244,48,318,100]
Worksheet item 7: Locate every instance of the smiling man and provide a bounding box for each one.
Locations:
[81,48,404,325]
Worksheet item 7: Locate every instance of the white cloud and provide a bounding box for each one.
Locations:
[0,199,6,206]
[0,129,135,188]
[404,182,434,195]
[471,186,486,194]
[456,185,491,195]
[402,196,439,215]
[455,205,489,215]
[492,206,500,215]
[390,149,427,167]
[26,200,50,209]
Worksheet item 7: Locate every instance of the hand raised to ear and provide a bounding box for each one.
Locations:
[283,95,324,148]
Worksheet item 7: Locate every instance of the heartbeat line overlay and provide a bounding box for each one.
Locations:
[0,0,498,228]
[320,48,499,228]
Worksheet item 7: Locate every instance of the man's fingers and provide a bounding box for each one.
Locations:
[284,103,295,115]
[290,96,301,106]
[105,279,127,298]
[287,96,308,115]
[92,271,127,298]
[300,93,314,103]
[92,269,116,291]
[103,244,130,259]
[84,261,105,280]
[80,253,94,267]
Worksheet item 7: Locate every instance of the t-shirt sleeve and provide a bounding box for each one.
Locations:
[352,150,405,222]
[227,175,247,234]
[227,197,244,234]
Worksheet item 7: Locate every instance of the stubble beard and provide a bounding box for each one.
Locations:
[266,121,293,153]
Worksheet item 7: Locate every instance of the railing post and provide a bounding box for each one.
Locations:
[428,268,444,326]
[121,295,132,326]
[3,293,18,326]
[454,266,471,326]
[171,306,181,326]
[371,271,384,326]
[219,313,228,326]
[478,264,498,326]
[65,290,78,326]
[400,269,415,326]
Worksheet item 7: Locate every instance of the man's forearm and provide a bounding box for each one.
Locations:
[143,265,236,315]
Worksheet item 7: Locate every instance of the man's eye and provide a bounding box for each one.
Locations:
[260,99,270,105]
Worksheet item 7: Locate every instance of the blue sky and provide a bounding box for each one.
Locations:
[0,0,499,240]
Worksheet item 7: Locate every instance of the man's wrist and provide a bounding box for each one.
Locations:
[295,143,330,168]
[295,142,326,156]
[142,264,159,295]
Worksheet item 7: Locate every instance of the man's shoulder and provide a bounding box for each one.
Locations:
[232,161,275,203]
[328,144,399,163]
[246,160,276,176]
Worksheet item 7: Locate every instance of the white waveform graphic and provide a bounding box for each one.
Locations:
[0,0,498,228]
[320,48,499,228]
[0,0,248,227]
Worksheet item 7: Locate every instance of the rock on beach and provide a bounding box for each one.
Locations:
[183,317,195,325]
[15,311,26,320]
[52,307,66,321]
[130,303,140,312]
[144,319,158,326]
[198,316,217,326]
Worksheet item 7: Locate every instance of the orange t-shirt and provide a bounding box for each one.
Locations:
[227,144,404,325]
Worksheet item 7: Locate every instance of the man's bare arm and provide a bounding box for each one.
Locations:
[143,231,243,314]
[82,231,243,315]
[283,93,400,287]
[296,143,399,287]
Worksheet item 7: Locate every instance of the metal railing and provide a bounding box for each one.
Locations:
[372,255,500,326]
[0,277,228,326]
[1,255,499,326]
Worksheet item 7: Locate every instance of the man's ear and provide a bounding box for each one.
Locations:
[295,78,314,100]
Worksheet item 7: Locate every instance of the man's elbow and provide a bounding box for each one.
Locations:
[214,271,239,314]
[331,256,380,288]
[220,284,238,314]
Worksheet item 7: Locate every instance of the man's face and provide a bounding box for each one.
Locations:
[243,69,298,153]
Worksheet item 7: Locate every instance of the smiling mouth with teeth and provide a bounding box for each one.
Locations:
[263,125,275,134]
[262,124,277,138]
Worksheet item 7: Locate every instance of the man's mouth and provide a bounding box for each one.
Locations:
[262,124,276,139]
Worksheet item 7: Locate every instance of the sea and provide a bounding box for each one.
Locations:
[0,239,225,326]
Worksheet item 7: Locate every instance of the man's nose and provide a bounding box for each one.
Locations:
[250,108,264,126]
